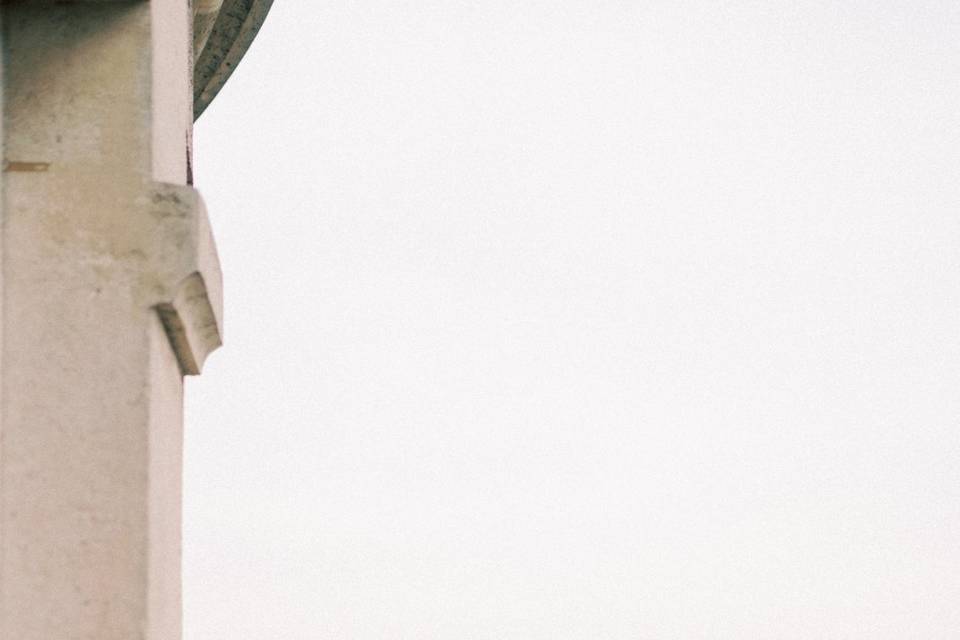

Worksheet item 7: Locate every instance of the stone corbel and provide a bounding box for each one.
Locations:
[142,183,224,375]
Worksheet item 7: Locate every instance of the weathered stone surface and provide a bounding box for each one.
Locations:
[0,2,225,638]
[193,0,273,119]
[148,183,224,375]
[193,0,223,56]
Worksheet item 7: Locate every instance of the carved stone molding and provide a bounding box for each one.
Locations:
[144,182,224,375]
[193,0,274,120]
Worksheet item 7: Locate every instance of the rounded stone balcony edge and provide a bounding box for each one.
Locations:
[193,0,274,121]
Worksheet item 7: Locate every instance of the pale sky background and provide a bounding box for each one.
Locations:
[185,2,960,638]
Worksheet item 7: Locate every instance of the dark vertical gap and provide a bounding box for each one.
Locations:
[186,135,193,185]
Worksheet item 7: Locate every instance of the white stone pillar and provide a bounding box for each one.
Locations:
[0,3,222,639]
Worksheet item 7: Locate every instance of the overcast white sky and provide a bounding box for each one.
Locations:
[185,2,960,638]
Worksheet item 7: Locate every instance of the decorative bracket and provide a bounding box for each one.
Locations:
[142,183,224,375]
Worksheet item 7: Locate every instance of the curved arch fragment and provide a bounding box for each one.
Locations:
[193,0,274,120]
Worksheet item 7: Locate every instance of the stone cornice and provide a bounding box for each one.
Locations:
[193,0,274,120]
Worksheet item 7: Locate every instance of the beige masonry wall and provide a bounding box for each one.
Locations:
[1,3,221,639]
